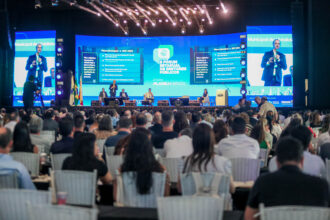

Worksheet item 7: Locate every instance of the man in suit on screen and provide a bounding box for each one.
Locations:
[25,43,48,87]
[261,39,287,86]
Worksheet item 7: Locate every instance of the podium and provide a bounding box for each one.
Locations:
[216,89,228,106]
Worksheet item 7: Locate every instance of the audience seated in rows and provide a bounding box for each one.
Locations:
[4,110,18,133]
[244,137,329,220]
[105,117,132,148]
[216,117,260,159]
[42,109,58,133]
[29,115,52,152]
[0,127,36,189]
[149,111,162,135]
[250,118,273,150]
[93,115,117,140]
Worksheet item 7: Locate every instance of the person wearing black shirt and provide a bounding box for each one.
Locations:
[149,111,163,135]
[109,80,118,98]
[244,137,329,220]
[152,111,178,149]
[50,117,74,154]
[23,75,38,110]
[62,133,112,184]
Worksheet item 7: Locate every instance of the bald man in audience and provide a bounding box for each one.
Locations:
[0,127,36,189]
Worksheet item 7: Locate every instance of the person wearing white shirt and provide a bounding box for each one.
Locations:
[164,128,193,158]
[317,130,330,148]
[268,125,325,177]
[216,117,260,159]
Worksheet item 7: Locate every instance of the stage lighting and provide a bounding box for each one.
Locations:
[159,19,162,23]
[136,23,140,26]
[165,19,169,23]
[221,2,228,13]
[56,61,62,68]
[240,59,246,66]
[240,43,246,49]
[240,69,246,78]
[106,10,109,13]
[35,0,41,9]
[209,20,213,25]
[123,20,127,24]
[180,18,183,22]
[173,23,177,26]
[199,25,204,34]
[181,25,186,34]
[57,46,63,53]
[240,89,247,95]
[187,21,192,25]
[56,74,62,80]
[57,90,63,96]
[97,13,101,17]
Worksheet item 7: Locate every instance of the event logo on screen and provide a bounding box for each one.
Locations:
[153,45,174,64]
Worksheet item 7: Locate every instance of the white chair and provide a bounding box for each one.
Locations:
[96,139,106,155]
[157,196,224,220]
[230,158,260,182]
[52,170,97,206]
[258,204,330,220]
[259,149,269,167]
[116,171,166,208]
[27,204,98,220]
[159,157,183,183]
[50,153,71,170]
[0,189,51,220]
[105,146,116,156]
[180,172,232,210]
[154,148,166,157]
[106,155,123,179]
[11,152,40,177]
[0,171,19,189]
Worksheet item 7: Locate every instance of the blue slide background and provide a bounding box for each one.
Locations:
[13,31,56,107]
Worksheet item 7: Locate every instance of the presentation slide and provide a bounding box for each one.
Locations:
[13,31,56,107]
[76,33,246,106]
[247,26,293,107]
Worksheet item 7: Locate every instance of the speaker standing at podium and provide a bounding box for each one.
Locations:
[109,80,118,98]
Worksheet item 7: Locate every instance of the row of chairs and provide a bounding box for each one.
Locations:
[0,189,329,220]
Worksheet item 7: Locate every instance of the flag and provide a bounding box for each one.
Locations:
[74,77,79,106]
[69,74,75,106]
[79,75,83,106]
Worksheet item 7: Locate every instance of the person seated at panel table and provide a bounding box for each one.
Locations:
[144,88,154,104]
[99,88,108,104]
[119,89,129,100]
[199,89,209,105]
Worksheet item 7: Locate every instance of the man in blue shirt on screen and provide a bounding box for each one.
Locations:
[261,39,287,86]
[25,43,48,87]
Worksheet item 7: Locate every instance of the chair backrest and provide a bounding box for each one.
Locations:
[154,148,166,157]
[0,189,51,220]
[230,158,260,182]
[159,157,183,183]
[259,149,269,167]
[0,171,19,189]
[96,139,106,155]
[11,152,40,177]
[157,196,224,220]
[27,204,98,220]
[180,172,230,196]
[50,153,71,170]
[117,171,166,208]
[106,155,123,179]
[52,170,97,206]
[259,204,330,220]
[105,146,115,157]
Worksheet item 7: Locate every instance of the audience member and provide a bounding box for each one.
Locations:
[258,97,277,119]
[105,117,132,147]
[182,124,235,193]
[0,127,36,189]
[269,125,325,177]
[4,110,18,132]
[213,119,228,145]
[119,128,169,197]
[310,111,321,128]
[62,132,112,184]
[250,118,273,150]
[89,114,102,133]
[164,128,193,158]
[240,112,253,136]
[244,137,329,220]
[173,111,189,133]
[114,134,131,155]
[190,112,202,130]
[12,121,38,153]
[29,115,52,152]
[42,109,59,133]
[216,117,260,159]
[149,111,162,135]
[152,111,178,149]
[73,113,85,138]
[50,116,74,154]
[135,113,148,128]
[93,115,117,139]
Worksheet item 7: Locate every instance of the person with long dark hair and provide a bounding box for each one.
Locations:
[173,111,189,133]
[182,123,234,193]
[120,128,169,195]
[94,115,117,139]
[213,119,228,145]
[12,121,38,153]
[62,133,112,184]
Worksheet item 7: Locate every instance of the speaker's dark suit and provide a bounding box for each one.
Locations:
[261,50,287,86]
